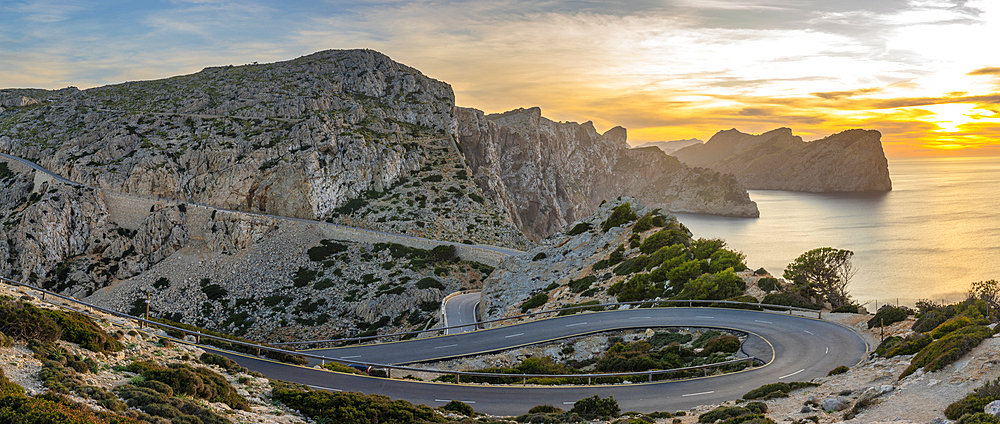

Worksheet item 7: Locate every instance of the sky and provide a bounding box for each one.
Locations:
[2,0,999,157]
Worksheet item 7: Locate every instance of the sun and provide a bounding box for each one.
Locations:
[922,103,977,133]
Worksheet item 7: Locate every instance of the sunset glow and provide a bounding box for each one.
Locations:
[2,0,998,156]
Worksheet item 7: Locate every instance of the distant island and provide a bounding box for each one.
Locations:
[671,127,892,192]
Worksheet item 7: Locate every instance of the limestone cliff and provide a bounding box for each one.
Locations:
[671,128,892,192]
[0,49,526,249]
[456,107,758,241]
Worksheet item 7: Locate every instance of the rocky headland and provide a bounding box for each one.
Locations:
[457,107,758,241]
[671,127,892,192]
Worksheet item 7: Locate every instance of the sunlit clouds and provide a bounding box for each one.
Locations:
[1,0,998,156]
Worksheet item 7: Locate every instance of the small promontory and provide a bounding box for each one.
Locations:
[671,127,892,192]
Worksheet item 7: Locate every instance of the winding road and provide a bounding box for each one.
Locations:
[212,307,868,415]
[0,151,870,416]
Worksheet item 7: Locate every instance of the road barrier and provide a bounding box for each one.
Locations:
[2,276,774,386]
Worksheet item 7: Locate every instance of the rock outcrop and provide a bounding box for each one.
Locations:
[671,128,892,192]
[633,139,703,155]
[456,106,758,240]
[0,49,526,249]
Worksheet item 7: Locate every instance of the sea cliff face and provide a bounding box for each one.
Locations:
[671,127,892,192]
[456,106,758,240]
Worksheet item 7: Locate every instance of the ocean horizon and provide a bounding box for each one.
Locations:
[675,155,1000,309]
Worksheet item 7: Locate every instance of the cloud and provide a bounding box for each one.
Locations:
[968,67,1000,76]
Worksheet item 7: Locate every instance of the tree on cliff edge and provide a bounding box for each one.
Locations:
[784,247,855,309]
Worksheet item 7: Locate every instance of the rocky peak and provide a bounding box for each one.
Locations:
[673,127,892,192]
[603,126,627,145]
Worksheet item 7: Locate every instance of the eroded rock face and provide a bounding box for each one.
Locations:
[0,49,454,222]
[456,106,758,240]
[671,127,892,192]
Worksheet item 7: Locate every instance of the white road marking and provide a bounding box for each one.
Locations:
[340,355,361,359]
[825,347,829,354]
[696,316,714,319]
[505,333,524,338]
[629,317,651,320]
[566,322,587,327]
[754,320,772,324]
[434,344,458,349]
[804,330,815,335]
[682,391,715,397]
[307,385,342,392]
[779,369,805,379]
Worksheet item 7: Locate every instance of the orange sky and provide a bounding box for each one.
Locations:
[3,0,998,157]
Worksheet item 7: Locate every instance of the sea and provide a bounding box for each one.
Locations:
[674,156,1000,309]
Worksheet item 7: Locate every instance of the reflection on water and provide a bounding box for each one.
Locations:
[674,156,1000,307]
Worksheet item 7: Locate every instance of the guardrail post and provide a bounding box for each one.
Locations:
[818,310,822,319]
[588,377,592,385]
[648,372,653,382]
[454,373,460,384]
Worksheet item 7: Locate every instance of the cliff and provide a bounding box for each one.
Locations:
[456,107,758,240]
[671,128,892,192]
[0,49,526,249]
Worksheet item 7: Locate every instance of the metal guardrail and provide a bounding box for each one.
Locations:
[1,276,776,385]
[274,298,824,346]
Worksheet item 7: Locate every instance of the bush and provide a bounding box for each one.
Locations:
[832,304,860,313]
[440,400,475,416]
[757,277,778,293]
[901,325,994,378]
[201,284,228,301]
[745,402,768,414]
[568,276,597,293]
[127,361,250,411]
[957,413,1000,424]
[532,252,547,261]
[570,395,620,419]
[601,203,637,232]
[828,365,850,376]
[152,277,170,290]
[867,305,911,329]
[931,316,975,339]
[743,382,820,400]
[699,406,751,423]
[0,393,141,424]
[761,292,821,310]
[272,386,445,423]
[0,298,62,342]
[199,352,246,375]
[946,378,1000,420]
[632,210,667,234]
[43,309,123,354]
[613,255,648,276]
[416,277,445,290]
[528,405,563,414]
[702,335,741,355]
[307,240,349,261]
[521,293,548,312]
[566,222,592,235]
[608,274,661,302]
[639,229,689,254]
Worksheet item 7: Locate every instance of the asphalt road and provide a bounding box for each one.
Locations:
[215,307,867,416]
[443,292,481,334]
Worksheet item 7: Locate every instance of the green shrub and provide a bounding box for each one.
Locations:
[568,276,597,293]
[199,353,246,375]
[828,365,849,376]
[307,240,349,261]
[440,400,475,416]
[528,405,563,414]
[912,309,950,333]
[648,331,692,348]
[957,413,1000,424]
[832,304,860,313]
[743,382,820,400]
[313,278,335,290]
[757,277,778,292]
[201,284,228,301]
[601,203,637,232]
[613,255,648,276]
[521,293,549,312]
[675,268,744,301]
[608,274,661,302]
[745,402,768,414]
[416,277,445,290]
[127,361,250,411]
[0,298,62,342]
[570,395,620,419]
[43,309,123,354]
[0,392,141,424]
[761,292,821,310]
[152,277,170,290]
[566,222,592,235]
[901,325,994,378]
[867,306,911,328]
[272,386,445,423]
[946,378,1000,420]
[292,268,319,287]
[632,210,667,234]
[931,316,975,339]
[639,229,689,254]
[699,406,751,423]
[532,252,547,261]
[702,335,741,355]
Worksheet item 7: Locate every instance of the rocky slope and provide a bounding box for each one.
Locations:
[0,49,527,249]
[671,127,892,192]
[456,107,758,241]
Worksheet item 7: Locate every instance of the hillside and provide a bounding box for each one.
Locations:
[457,107,758,241]
[633,138,703,155]
[672,127,892,192]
